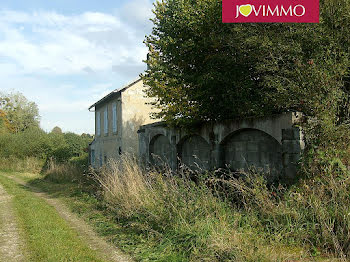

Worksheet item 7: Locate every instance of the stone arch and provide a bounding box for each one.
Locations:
[178,135,210,170]
[221,128,282,179]
[149,134,172,166]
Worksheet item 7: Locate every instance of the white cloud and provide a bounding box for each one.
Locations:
[118,0,154,29]
[0,0,155,134]
[0,6,151,75]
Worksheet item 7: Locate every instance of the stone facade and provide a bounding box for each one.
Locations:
[138,112,304,182]
[89,78,158,168]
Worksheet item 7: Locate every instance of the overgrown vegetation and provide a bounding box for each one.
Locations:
[0,157,44,173]
[94,156,350,260]
[27,155,347,261]
[143,0,350,178]
[0,92,93,172]
[139,3,350,258]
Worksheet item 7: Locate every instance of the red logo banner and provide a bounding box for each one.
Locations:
[222,0,319,23]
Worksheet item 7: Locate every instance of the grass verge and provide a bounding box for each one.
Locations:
[0,172,106,262]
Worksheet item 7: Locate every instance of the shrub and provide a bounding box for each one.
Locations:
[69,153,89,169]
[212,149,350,258]
[0,126,92,165]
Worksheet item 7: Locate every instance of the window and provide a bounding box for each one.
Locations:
[112,103,117,133]
[104,107,108,135]
[96,112,101,136]
[99,153,102,167]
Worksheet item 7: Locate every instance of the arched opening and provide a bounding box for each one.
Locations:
[178,135,210,170]
[221,129,282,179]
[149,134,172,167]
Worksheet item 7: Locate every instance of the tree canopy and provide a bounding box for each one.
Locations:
[0,92,92,163]
[0,109,13,133]
[143,0,350,127]
[0,92,40,133]
[51,126,63,134]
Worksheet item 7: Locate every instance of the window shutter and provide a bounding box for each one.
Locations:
[96,112,101,136]
[112,103,117,133]
[104,108,108,135]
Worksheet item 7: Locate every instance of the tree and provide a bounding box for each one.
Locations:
[143,0,350,127]
[51,126,63,134]
[63,132,89,158]
[0,92,40,133]
[0,109,13,133]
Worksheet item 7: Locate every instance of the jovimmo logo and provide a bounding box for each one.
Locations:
[222,0,319,23]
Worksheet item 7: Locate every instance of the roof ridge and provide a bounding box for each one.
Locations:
[88,77,142,111]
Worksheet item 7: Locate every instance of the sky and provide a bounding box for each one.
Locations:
[0,0,155,134]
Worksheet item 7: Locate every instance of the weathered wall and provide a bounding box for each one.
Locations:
[138,112,304,182]
[90,92,122,168]
[121,80,158,155]
[90,79,159,168]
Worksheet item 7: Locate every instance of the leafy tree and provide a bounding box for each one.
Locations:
[81,133,93,140]
[0,109,13,133]
[0,127,48,158]
[0,92,40,133]
[64,132,90,158]
[0,92,92,163]
[51,126,63,134]
[143,0,350,127]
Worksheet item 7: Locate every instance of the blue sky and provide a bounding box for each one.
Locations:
[0,0,155,134]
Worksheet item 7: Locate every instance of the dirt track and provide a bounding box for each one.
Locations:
[1,175,132,262]
[0,183,25,262]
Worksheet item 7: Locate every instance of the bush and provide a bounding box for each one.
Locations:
[69,153,89,169]
[211,149,350,258]
[0,127,92,165]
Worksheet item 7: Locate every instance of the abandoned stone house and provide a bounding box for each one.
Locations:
[88,78,157,168]
[88,77,304,181]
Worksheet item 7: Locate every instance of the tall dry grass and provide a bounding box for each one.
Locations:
[0,156,44,173]
[44,158,85,183]
[91,155,321,261]
[212,154,350,260]
[93,156,241,260]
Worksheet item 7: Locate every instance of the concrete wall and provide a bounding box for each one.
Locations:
[150,134,172,167]
[180,135,211,170]
[138,112,304,182]
[222,129,283,178]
